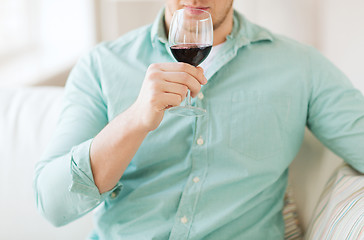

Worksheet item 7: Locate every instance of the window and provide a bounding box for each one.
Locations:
[0,0,96,87]
[0,0,36,60]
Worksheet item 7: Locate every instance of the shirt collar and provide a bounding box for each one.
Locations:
[150,8,168,48]
[150,7,274,49]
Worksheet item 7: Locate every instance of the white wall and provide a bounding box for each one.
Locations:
[0,0,96,87]
[319,0,364,92]
[98,1,164,41]
[234,0,319,47]
[37,0,96,67]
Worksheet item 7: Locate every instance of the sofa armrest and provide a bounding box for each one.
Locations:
[0,87,93,240]
[305,164,364,240]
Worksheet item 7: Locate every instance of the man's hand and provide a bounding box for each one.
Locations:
[131,62,207,132]
[90,62,207,193]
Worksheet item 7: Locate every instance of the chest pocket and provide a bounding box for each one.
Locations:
[229,92,290,160]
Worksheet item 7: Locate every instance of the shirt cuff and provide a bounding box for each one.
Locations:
[68,138,123,201]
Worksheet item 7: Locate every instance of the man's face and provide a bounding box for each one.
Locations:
[165,0,234,30]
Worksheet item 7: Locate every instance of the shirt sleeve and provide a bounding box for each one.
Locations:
[306,47,364,173]
[33,49,122,227]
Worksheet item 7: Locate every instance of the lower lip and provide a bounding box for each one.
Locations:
[184,6,209,15]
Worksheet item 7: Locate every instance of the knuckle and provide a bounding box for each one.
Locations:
[150,82,160,92]
[146,82,159,95]
[148,70,160,80]
[149,63,159,70]
[177,62,188,72]
[147,65,154,73]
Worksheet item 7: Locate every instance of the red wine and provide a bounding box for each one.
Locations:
[170,44,212,67]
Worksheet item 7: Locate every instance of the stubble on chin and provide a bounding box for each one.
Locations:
[212,1,234,30]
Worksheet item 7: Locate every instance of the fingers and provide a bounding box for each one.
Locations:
[161,81,188,102]
[153,62,207,85]
[134,63,205,131]
[161,72,201,98]
[158,92,184,111]
[148,63,206,98]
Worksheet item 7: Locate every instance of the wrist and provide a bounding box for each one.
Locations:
[127,102,155,134]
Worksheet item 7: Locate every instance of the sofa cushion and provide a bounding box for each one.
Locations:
[305,164,364,240]
[284,185,303,240]
[0,87,93,240]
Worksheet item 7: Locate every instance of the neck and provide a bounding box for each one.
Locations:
[164,8,234,46]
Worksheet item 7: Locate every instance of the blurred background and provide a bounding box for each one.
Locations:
[1,0,364,91]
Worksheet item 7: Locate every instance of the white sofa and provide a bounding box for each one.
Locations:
[0,86,346,239]
[0,87,93,240]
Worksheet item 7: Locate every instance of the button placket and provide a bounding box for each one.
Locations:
[195,91,205,111]
[169,115,209,239]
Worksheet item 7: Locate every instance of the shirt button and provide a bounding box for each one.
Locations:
[197,137,204,145]
[197,92,204,100]
[193,177,200,183]
[110,192,117,199]
[110,188,120,199]
[181,216,188,224]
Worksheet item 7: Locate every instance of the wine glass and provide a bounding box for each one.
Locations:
[168,8,213,117]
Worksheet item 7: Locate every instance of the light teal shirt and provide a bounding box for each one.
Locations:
[34,9,364,240]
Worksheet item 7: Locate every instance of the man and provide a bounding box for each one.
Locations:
[34,0,364,239]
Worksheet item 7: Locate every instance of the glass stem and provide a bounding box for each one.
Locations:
[186,90,192,106]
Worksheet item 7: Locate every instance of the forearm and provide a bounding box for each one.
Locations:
[90,103,150,193]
